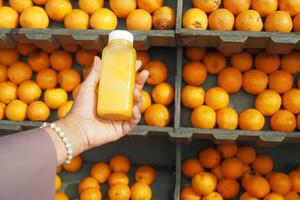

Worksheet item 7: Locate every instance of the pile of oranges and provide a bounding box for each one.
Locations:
[181,143,300,200]
[182,47,300,133]
[55,154,155,200]
[0,0,176,30]
[183,0,300,32]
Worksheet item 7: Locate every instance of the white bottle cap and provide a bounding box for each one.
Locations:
[108,30,134,43]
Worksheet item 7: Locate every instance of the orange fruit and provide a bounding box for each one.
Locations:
[0,64,7,82]
[182,8,208,30]
[17,44,38,56]
[108,172,129,186]
[255,90,282,116]
[269,70,293,94]
[180,186,201,200]
[137,0,163,13]
[109,0,136,18]
[208,8,235,30]
[223,0,251,15]
[218,67,242,93]
[36,68,57,90]
[281,51,300,74]
[141,90,151,113]
[131,182,152,200]
[144,104,170,127]
[183,61,207,86]
[252,154,273,175]
[20,6,49,28]
[255,52,280,74]
[45,0,72,22]
[217,179,240,199]
[62,156,82,172]
[181,85,205,109]
[192,0,221,13]
[57,100,73,119]
[80,188,102,200]
[126,9,152,30]
[237,146,256,165]
[27,101,50,121]
[205,87,229,111]
[216,107,238,130]
[251,0,278,16]
[17,80,41,104]
[33,0,47,5]
[283,89,300,114]
[152,82,174,106]
[0,102,6,120]
[78,177,100,193]
[293,14,300,32]
[79,0,104,15]
[240,192,253,200]
[203,52,226,74]
[0,6,19,28]
[182,158,204,178]
[246,175,270,198]
[44,88,68,109]
[91,162,112,183]
[191,105,216,129]
[242,171,257,188]
[144,60,168,85]
[297,114,300,130]
[0,81,17,103]
[135,165,156,185]
[285,191,300,200]
[231,51,253,72]
[198,148,221,169]
[243,165,251,174]
[55,174,62,191]
[137,51,149,68]
[90,8,118,30]
[57,68,80,92]
[221,157,244,180]
[264,193,285,200]
[212,165,223,180]
[270,109,296,132]
[185,47,207,61]
[55,192,69,200]
[279,0,300,16]
[0,48,20,66]
[109,154,131,173]
[76,48,97,67]
[217,143,238,158]
[62,44,80,53]
[50,50,72,71]
[8,61,32,85]
[239,109,265,131]
[265,11,293,32]
[243,69,268,95]
[28,50,50,72]
[202,192,223,200]
[269,172,292,195]
[289,170,300,192]
[153,6,176,30]
[64,9,89,29]
[108,183,130,200]
[5,99,27,121]
[192,172,217,195]
[235,10,263,31]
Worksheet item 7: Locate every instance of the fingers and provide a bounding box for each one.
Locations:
[136,70,149,91]
[84,56,101,87]
[136,60,142,71]
[122,105,141,134]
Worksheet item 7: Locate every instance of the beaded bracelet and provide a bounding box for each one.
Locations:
[41,122,73,164]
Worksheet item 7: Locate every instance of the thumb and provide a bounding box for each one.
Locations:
[84,56,101,87]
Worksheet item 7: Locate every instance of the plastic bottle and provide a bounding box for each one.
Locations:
[97,30,136,120]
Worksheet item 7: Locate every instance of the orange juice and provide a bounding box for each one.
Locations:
[97,30,136,120]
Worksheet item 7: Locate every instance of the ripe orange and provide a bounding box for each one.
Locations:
[265,11,293,32]
[131,182,152,200]
[269,172,292,195]
[78,177,99,193]
[0,102,6,120]
[135,165,156,185]
[283,89,300,114]
[185,47,207,61]
[62,44,80,53]
[240,192,254,200]
[242,171,257,188]
[137,0,163,13]
[153,6,176,30]
[285,191,300,200]
[144,60,168,85]
[55,174,62,191]
[109,154,131,173]
[198,148,221,169]
[235,10,263,31]
[76,48,97,67]
[217,143,238,158]
[192,172,217,195]
[216,107,238,130]
[126,9,152,30]
[208,8,235,30]
[202,192,223,200]
[141,90,151,113]
[0,6,18,28]
[8,61,32,85]
[237,146,256,164]
[108,172,129,186]
[50,50,72,71]
[203,52,226,74]
[0,81,17,103]
[293,14,300,32]
[217,179,240,199]
[28,50,50,72]
[27,101,50,121]
[212,165,223,180]
[182,8,208,30]
[0,48,20,66]
[255,90,282,116]
[297,114,300,130]
[252,154,273,175]
[109,0,136,18]
[17,44,38,56]
[281,51,300,74]
[181,85,205,109]
[64,9,89,29]
[144,104,170,127]
[239,109,265,131]
[205,87,229,111]
[289,170,300,192]
[0,64,7,82]
[79,0,104,15]
[36,68,57,90]
[108,183,130,200]
[90,8,118,30]
[17,80,41,104]
[255,52,280,74]
[270,109,296,132]
[243,69,268,95]
[269,70,293,94]
[57,68,80,92]
[5,99,27,121]
[221,157,244,180]
[223,0,251,15]
[183,61,207,86]
[279,0,300,16]
[246,175,270,198]
[251,0,278,16]
[91,162,112,183]
[10,0,33,13]
[218,67,242,93]
[33,0,47,5]
[137,51,149,68]
[231,51,253,72]
[192,0,221,13]
[45,0,72,22]
[62,155,82,172]
[80,188,102,200]
[20,6,49,28]
[152,82,174,106]
[55,192,69,200]
[57,101,73,119]
[191,105,216,129]
[44,88,68,109]
[182,158,204,178]
[264,193,285,200]
[180,187,201,200]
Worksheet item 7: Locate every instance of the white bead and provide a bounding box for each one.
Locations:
[67,155,73,160]
[65,160,71,164]
[66,143,71,148]
[58,131,64,137]
[67,149,73,154]
[54,127,60,132]
[62,137,68,143]
[50,123,55,129]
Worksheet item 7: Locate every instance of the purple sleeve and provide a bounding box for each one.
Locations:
[0,128,57,200]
